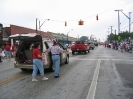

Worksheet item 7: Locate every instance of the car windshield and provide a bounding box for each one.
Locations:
[75,41,84,44]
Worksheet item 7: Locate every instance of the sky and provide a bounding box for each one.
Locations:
[0,0,133,42]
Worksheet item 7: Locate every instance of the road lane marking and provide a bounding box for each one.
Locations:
[86,60,101,99]
[0,74,27,86]
[71,58,133,61]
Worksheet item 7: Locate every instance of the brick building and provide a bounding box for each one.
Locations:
[0,25,52,47]
[0,24,77,48]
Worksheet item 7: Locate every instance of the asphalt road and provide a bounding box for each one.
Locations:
[0,46,133,99]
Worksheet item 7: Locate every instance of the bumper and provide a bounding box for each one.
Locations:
[14,61,33,69]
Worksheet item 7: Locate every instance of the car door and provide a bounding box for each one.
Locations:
[58,43,67,63]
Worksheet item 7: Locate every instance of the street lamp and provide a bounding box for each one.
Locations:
[120,11,132,39]
[67,29,73,45]
[36,18,50,33]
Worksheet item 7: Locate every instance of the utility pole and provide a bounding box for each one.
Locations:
[110,26,113,33]
[129,12,132,34]
[110,26,113,42]
[115,29,116,43]
[36,18,37,33]
[114,9,123,34]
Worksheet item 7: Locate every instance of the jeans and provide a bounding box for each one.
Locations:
[5,51,11,57]
[32,59,44,76]
[52,55,60,76]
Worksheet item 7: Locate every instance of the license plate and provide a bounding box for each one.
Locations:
[77,49,79,50]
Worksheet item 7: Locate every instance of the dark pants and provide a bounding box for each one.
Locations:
[0,56,2,62]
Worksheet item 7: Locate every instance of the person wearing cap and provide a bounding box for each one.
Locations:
[5,42,11,61]
[32,42,48,82]
[44,39,68,78]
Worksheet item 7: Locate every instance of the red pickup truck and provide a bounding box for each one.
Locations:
[71,40,90,55]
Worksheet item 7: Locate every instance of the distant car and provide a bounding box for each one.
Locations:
[71,40,90,54]
[94,42,98,47]
[89,42,95,50]
[9,33,69,71]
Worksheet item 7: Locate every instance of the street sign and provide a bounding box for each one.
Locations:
[118,36,121,40]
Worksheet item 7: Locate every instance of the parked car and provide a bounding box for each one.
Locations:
[9,33,69,71]
[71,40,90,55]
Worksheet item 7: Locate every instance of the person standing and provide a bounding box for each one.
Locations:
[5,42,11,61]
[45,40,68,78]
[32,42,48,82]
[0,48,2,62]
[11,43,16,57]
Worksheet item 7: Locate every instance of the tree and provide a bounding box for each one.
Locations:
[107,30,133,42]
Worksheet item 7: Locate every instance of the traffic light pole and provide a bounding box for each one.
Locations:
[67,29,73,45]
[36,18,50,34]
[120,11,132,37]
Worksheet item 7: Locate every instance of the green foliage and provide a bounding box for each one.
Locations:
[107,31,133,42]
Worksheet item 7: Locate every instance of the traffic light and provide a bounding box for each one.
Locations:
[0,23,3,35]
[65,21,67,26]
[96,14,98,20]
[78,19,84,25]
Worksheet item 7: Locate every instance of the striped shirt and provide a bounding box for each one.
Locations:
[47,45,63,54]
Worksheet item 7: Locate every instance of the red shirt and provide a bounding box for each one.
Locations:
[5,45,11,51]
[33,48,42,60]
[11,45,16,51]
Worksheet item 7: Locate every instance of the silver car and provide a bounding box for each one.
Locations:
[9,33,69,71]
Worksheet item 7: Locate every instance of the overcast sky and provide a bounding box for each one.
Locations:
[0,0,133,41]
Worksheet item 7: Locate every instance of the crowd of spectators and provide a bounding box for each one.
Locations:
[0,42,18,62]
[104,41,133,53]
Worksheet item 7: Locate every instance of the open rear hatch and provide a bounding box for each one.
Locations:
[9,33,42,65]
[9,33,42,41]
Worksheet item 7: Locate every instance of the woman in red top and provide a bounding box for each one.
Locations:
[5,42,11,61]
[32,42,48,82]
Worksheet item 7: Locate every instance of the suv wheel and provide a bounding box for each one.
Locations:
[84,51,87,54]
[65,56,69,64]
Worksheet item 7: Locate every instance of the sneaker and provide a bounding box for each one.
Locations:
[32,79,38,82]
[42,77,48,80]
